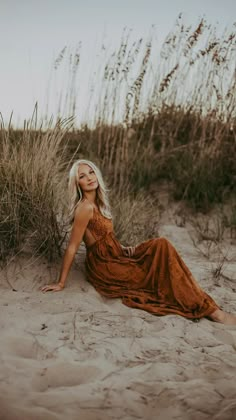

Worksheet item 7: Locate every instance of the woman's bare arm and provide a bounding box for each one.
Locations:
[41,202,93,292]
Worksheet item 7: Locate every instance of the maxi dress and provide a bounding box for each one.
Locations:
[84,208,219,319]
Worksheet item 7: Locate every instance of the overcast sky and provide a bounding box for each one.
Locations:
[0,0,235,127]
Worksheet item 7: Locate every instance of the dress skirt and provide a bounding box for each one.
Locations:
[85,232,219,319]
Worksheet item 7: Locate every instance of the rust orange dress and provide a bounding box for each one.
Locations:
[84,208,219,319]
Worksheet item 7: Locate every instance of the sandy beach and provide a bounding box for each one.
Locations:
[1,203,236,420]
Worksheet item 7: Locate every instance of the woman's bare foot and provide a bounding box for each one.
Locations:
[208,309,236,325]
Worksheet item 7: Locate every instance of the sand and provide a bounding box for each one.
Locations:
[1,204,236,420]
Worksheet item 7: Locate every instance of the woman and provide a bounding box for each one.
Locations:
[41,159,236,325]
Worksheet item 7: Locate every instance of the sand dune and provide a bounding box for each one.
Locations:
[1,209,236,420]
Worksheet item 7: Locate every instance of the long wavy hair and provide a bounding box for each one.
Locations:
[68,159,112,223]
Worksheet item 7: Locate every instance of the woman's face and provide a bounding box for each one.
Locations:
[78,164,98,193]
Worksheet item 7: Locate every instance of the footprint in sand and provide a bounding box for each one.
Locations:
[1,334,49,360]
[32,362,102,391]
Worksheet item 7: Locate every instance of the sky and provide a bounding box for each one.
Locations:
[0,0,235,127]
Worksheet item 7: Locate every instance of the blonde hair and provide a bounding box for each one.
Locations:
[68,159,112,223]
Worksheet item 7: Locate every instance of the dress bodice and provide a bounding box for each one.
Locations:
[83,208,113,247]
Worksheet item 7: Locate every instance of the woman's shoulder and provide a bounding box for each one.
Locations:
[74,199,94,220]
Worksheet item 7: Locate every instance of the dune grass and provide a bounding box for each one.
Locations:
[0,115,74,262]
[64,106,235,211]
[60,15,235,209]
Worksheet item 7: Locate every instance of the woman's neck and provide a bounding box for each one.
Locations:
[82,191,97,205]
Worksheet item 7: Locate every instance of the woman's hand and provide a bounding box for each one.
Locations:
[41,282,64,293]
[121,245,136,258]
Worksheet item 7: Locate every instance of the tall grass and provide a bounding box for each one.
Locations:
[0,113,74,261]
[58,16,235,208]
[63,106,235,210]
[46,17,235,126]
